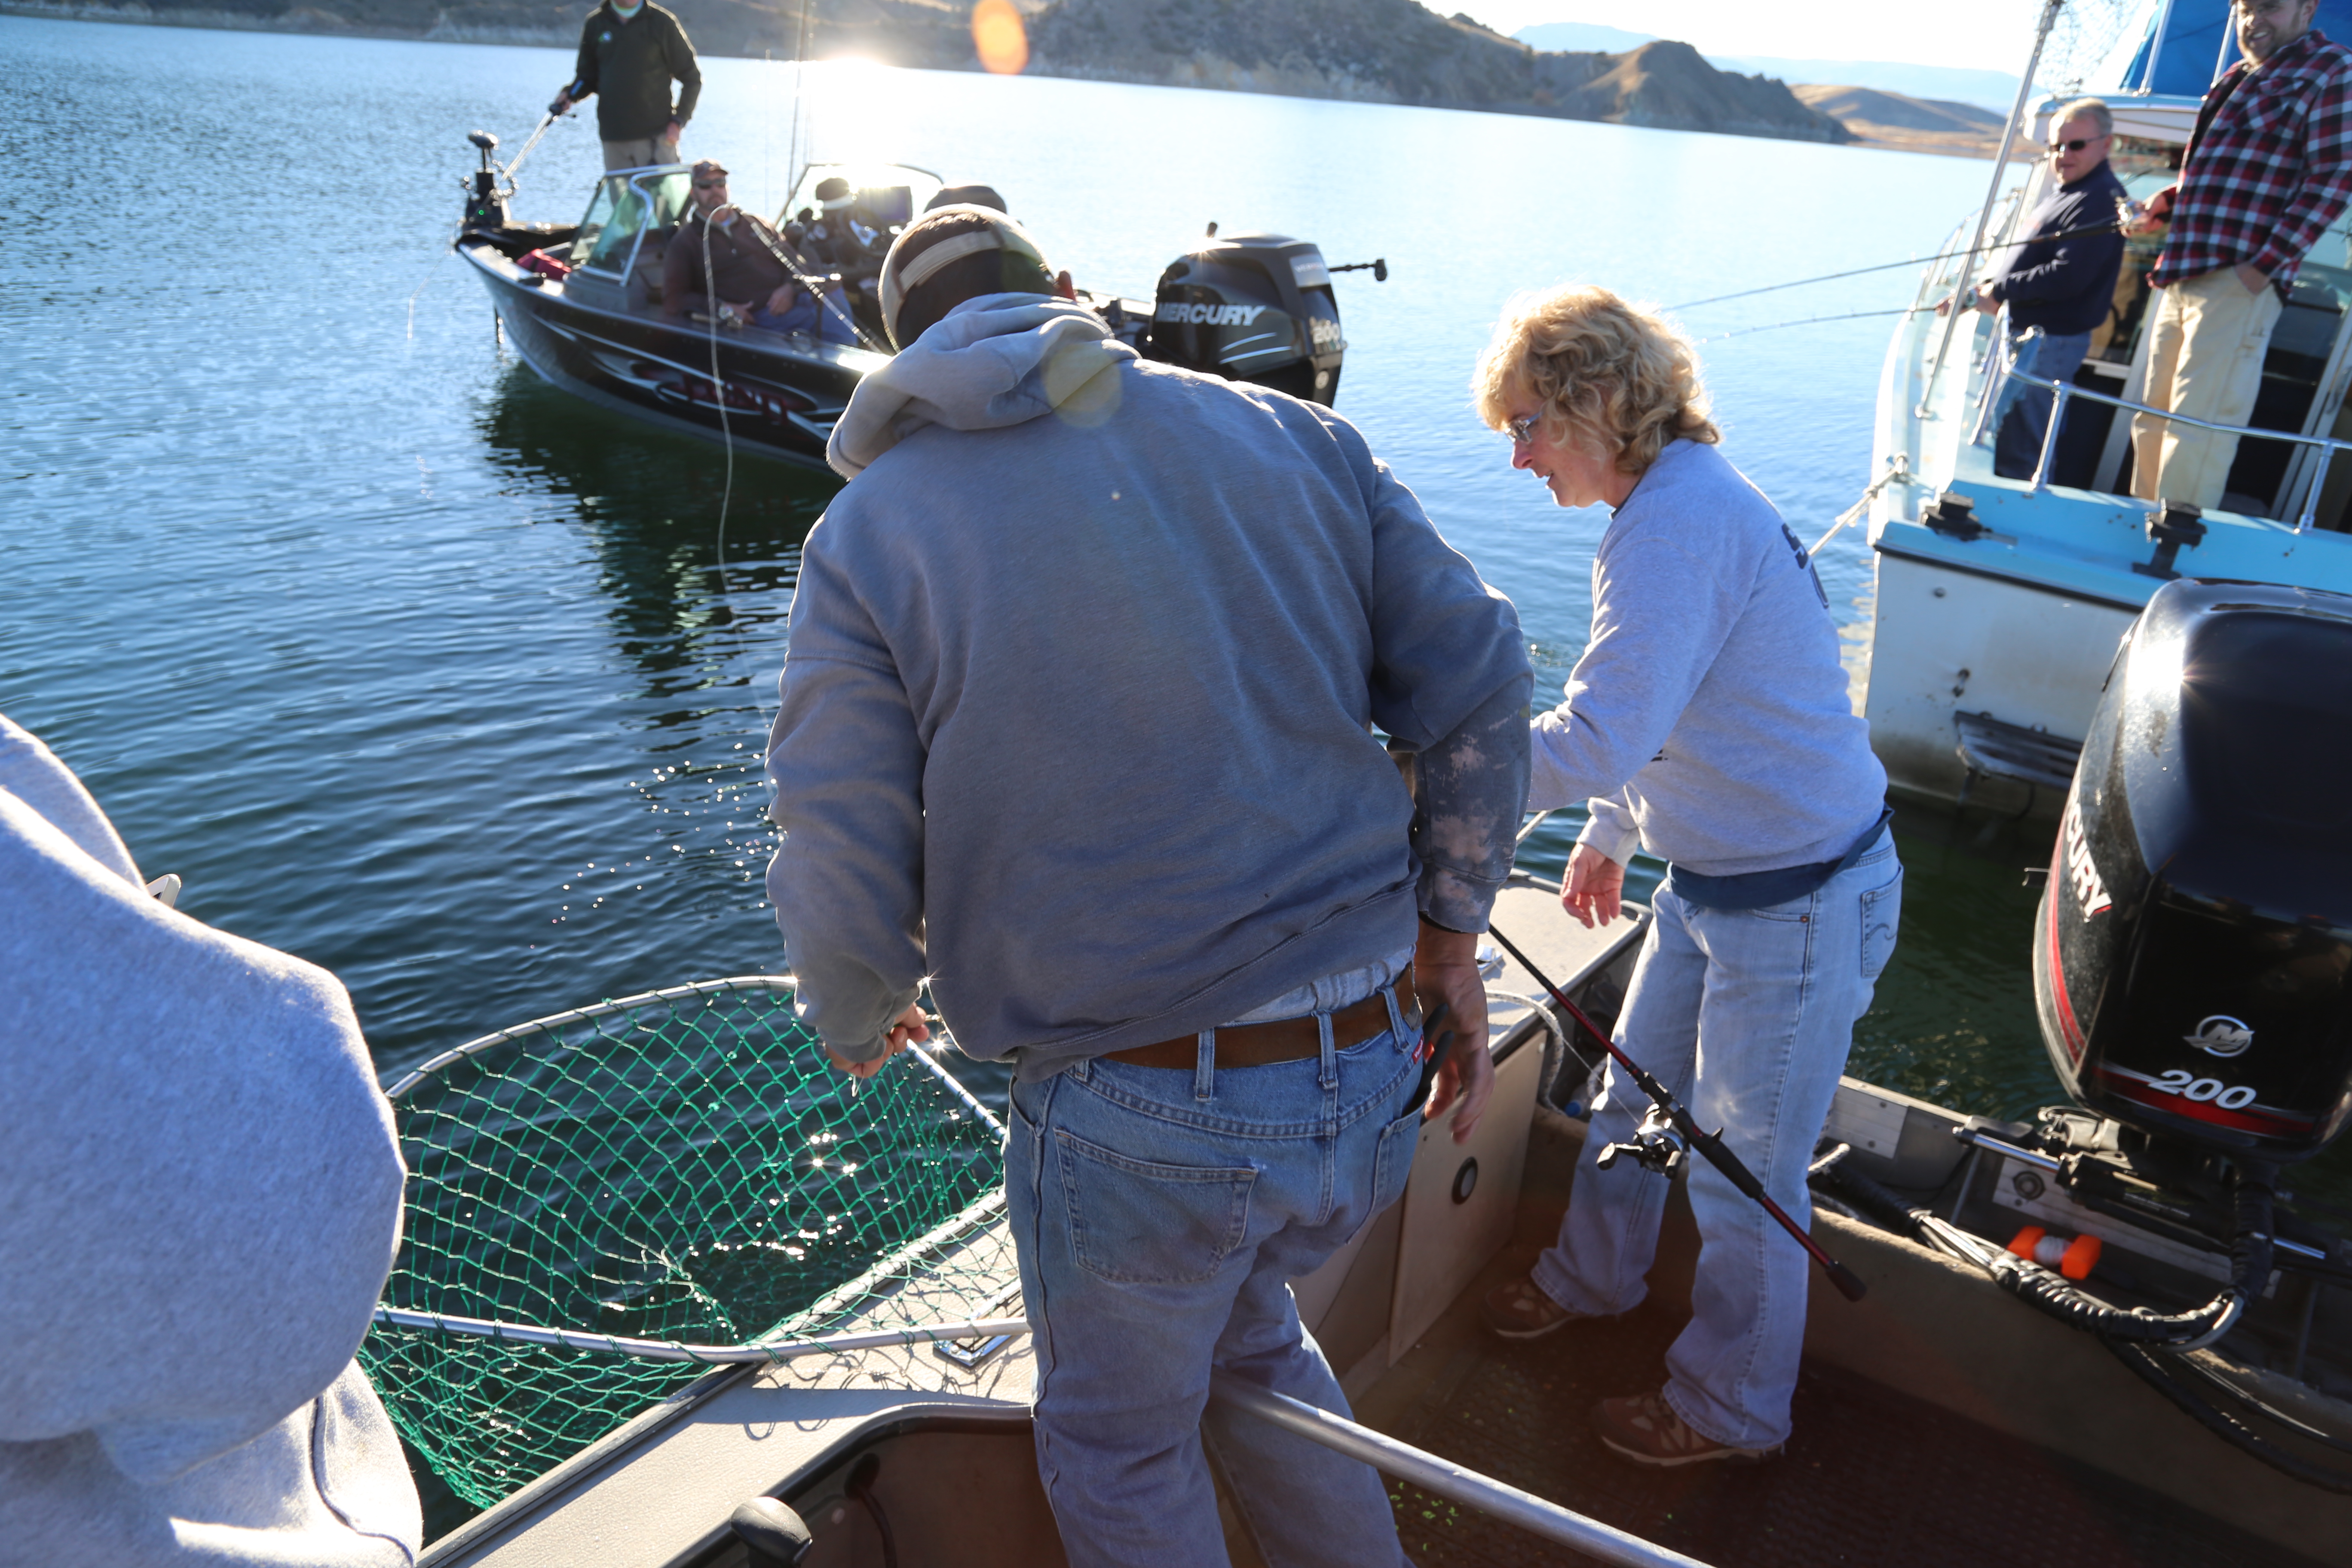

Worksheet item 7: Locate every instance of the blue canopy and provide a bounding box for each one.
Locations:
[2118,0,2352,97]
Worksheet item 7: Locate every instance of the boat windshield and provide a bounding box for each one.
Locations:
[572,168,696,276]
[779,162,943,237]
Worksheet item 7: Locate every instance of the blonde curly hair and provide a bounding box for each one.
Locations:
[1472,285,1719,476]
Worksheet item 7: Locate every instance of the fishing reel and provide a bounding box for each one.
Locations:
[1596,1104,1687,1176]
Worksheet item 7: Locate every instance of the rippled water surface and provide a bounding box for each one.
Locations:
[3,16,2073,1116]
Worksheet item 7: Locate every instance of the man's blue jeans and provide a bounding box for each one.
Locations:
[1005,993,1424,1568]
[1994,327,2092,480]
[1532,830,1902,1449]
[749,285,858,346]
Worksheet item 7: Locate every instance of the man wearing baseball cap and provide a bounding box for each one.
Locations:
[662,161,856,345]
[766,205,1531,1567]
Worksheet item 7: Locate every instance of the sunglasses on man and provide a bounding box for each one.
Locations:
[695,178,727,190]
[2046,137,2104,153]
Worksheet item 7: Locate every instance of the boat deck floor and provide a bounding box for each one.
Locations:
[1351,1243,2318,1568]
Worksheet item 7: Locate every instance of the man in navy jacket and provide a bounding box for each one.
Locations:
[1945,98,2127,479]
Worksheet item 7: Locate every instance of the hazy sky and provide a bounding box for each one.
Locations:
[1468,0,2068,74]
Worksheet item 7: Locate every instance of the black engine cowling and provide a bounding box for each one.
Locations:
[1147,233,1344,406]
[2034,579,2352,1161]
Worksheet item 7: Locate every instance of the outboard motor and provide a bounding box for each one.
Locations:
[2035,578,2352,1164]
[1148,233,1345,406]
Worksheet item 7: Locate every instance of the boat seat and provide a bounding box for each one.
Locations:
[626,225,675,312]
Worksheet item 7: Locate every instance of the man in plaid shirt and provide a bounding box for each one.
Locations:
[2127,0,2352,511]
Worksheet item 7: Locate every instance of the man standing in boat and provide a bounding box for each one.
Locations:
[766,205,1531,1567]
[2126,0,2352,510]
[549,0,701,172]
[1942,99,2127,481]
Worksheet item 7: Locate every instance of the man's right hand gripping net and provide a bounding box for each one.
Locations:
[358,978,1010,1510]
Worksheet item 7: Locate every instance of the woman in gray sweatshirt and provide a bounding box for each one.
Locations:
[1468,286,1901,1468]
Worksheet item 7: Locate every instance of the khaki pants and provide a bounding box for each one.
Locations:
[2129,266,2285,510]
[600,134,679,171]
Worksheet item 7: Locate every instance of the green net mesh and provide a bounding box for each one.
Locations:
[359,978,1006,1509]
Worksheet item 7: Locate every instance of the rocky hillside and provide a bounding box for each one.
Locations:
[1025,1,1846,141]
[1792,85,2020,159]
[14,0,1849,143]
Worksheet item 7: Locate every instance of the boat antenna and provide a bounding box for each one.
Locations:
[784,0,815,197]
[1483,923,1871,1303]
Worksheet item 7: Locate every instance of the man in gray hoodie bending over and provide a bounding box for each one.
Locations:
[767,207,1532,1568]
[0,714,420,1566]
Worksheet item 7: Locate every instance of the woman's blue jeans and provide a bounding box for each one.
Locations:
[1533,830,1903,1449]
[1005,992,1424,1568]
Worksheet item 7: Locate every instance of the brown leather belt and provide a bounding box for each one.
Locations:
[1104,976,1419,1070]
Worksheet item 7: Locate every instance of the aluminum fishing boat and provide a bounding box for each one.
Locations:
[450,138,1363,470]
[382,775,2352,1565]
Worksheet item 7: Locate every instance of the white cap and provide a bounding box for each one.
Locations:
[879,205,1050,351]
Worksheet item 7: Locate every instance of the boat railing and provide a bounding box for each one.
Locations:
[1205,1371,1715,1568]
[1971,346,2352,533]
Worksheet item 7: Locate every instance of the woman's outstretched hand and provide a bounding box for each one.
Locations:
[1563,844,1625,929]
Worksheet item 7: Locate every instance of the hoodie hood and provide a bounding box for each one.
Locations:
[827,294,1135,479]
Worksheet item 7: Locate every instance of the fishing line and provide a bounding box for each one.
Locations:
[699,217,739,605]
[1666,218,2128,312]
[1693,306,1924,345]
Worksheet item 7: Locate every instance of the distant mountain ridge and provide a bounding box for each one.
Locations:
[1023,0,1847,142]
[9,0,1847,145]
[1792,85,2023,160]
[1511,21,2027,116]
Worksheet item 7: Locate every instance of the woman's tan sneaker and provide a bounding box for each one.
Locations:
[1593,1391,1782,1467]
[1478,1276,1588,1340]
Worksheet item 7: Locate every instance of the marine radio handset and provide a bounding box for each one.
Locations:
[1485,924,1870,1304]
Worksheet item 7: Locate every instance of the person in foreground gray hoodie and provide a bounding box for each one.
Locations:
[766,207,1530,1568]
[0,714,420,1567]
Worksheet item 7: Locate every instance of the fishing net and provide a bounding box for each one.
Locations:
[359,977,1006,1509]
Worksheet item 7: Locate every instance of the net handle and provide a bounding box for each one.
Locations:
[903,1025,1005,1138]
[370,1306,1032,1364]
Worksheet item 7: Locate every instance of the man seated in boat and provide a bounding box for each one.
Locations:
[2122,0,2352,510]
[662,160,857,345]
[790,177,896,318]
[1940,98,2127,481]
[766,205,1532,1567]
[0,714,418,1565]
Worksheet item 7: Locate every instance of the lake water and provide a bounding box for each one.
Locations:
[0,18,2216,1141]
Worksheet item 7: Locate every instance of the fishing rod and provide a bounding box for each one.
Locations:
[1666,217,2130,313]
[1484,924,1870,1303]
[738,212,886,352]
[502,111,557,185]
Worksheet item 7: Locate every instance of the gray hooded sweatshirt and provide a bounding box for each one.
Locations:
[768,295,1531,1075]
[0,716,420,1567]
[1530,439,1885,874]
